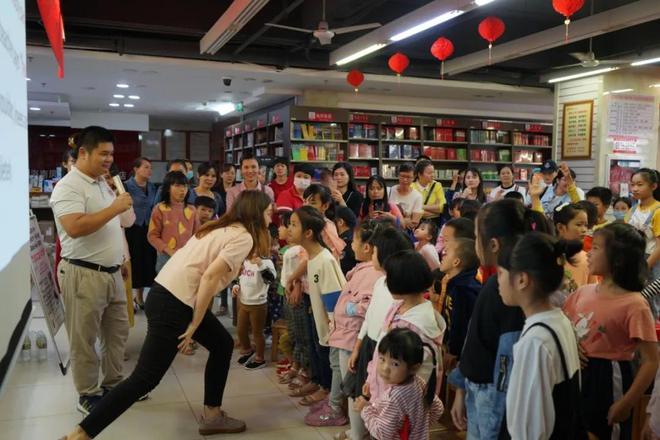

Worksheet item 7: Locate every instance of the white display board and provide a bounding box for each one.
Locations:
[607,94,655,155]
[0,0,32,394]
[29,214,69,374]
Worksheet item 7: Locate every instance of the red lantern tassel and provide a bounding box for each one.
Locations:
[564,18,570,42]
[488,43,493,65]
[441,61,444,80]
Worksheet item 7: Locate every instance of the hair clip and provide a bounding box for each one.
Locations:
[555,202,570,212]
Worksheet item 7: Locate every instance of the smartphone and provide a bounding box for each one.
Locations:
[372,200,384,212]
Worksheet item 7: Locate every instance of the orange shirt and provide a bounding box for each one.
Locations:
[563,284,657,360]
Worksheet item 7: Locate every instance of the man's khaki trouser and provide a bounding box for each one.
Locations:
[58,260,129,397]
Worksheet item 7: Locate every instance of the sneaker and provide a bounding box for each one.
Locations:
[198,410,246,435]
[77,395,102,416]
[237,351,254,365]
[307,398,330,414]
[244,359,266,370]
[304,403,348,427]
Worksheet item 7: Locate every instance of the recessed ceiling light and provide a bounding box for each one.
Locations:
[649,83,660,88]
[128,95,140,100]
[123,103,135,108]
[116,83,129,88]
[49,134,55,138]
[113,94,125,98]
[26,77,31,81]
[29,107,41,111]
[109,103,120,107]
[39,134,46,137]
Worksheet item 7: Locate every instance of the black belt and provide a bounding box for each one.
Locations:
[63,258,120,274]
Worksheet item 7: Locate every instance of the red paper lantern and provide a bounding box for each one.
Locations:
[37,0,65,78]
[430,37,454,79]
[346,70,364,92]
[478,16,505,65]
[553,0,585,41]
[388,52,410,77]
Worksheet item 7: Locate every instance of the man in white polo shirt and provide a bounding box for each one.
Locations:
[50,126,134,416]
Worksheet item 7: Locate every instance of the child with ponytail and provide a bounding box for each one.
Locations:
[563,223,658,440]
[356,328,444,440]
[626,168,660,283]
[449,199,535,439]
[497,233,586,439]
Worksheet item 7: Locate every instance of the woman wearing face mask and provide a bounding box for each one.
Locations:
[189,163,225,217]
[540,163,585,217]
[276,163,316,214]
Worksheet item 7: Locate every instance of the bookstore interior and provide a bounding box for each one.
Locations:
[2,0,660,439]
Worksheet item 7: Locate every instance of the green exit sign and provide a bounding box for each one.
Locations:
[236,102,244,112]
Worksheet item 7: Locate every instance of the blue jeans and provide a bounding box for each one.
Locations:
[465,380,506,440]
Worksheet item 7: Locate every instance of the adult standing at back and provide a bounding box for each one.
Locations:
[330,162,364,218]
[226,153,275,211]
[215,164,236,208]
[389,162,424,232]
[411,159,446,228]
[269,156,293,202]
[50,126,134,416]
[189,162,225,217]
[124,157,157,309]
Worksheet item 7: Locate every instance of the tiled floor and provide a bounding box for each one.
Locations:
[4,306,463,440]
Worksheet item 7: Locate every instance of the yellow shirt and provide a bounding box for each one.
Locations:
[625,200,660,254]
[411,180,446,219]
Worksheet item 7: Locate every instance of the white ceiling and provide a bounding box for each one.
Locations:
[26,46,553,127]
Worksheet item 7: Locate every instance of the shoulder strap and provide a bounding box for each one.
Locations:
[524,322,570,382]
[644,204,660,226]
[423,182,437,206]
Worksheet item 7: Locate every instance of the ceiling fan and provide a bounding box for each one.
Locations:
[553,39,629,69]
[265,0,381,46]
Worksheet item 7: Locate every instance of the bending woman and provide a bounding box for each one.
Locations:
[62,191,274,439]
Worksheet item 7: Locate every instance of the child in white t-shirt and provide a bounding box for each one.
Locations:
[232,254,276,370]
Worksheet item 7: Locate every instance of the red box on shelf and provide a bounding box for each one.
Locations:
[423,146,433,157]
[359,144,373,158]
[447,149,457,160]
[437,147,446,160]
[349,144,359,157]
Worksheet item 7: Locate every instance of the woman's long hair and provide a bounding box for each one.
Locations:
[196,190,272,257]
[361,175,391,219]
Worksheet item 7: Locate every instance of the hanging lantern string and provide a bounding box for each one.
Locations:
[564,18,570,42]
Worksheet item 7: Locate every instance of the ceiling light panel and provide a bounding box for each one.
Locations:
[631,56,660,66]
[336,44,386,66]
[390,10,464,42]
[548,67,618,83]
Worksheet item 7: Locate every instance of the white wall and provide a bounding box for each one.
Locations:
[70,111,149,131]
[0,0,31,394]
[553,77,603,190]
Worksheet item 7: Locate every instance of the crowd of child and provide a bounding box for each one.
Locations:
[128,153,660,440]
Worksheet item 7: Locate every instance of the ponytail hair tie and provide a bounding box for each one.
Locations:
[555,202,570,213]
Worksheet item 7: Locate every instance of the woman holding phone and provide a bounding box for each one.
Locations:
[359,175,403,223]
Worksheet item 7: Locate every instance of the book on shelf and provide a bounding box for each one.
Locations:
[469,129,510,144]
[388,144,400,159]
[394,127,405,140]
[273,126,283,141]
[408,127,419,140]
[365,124,377,139]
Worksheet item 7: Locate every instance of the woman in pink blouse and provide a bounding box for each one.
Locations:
[61,191,274,440]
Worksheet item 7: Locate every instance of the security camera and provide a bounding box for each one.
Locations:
[222,77,232,87]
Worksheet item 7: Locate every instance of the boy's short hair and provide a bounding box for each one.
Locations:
[334,206,357,229]
[431,269,444,296]
[444,217,476,240]
[452,238,480,271]
[450,198,464,211]
[504,191,524,202]
[586,186,613,207]
[194,195,216,211]
[459,199,481,221]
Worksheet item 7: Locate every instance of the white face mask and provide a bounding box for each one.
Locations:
[294,177,311,190]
